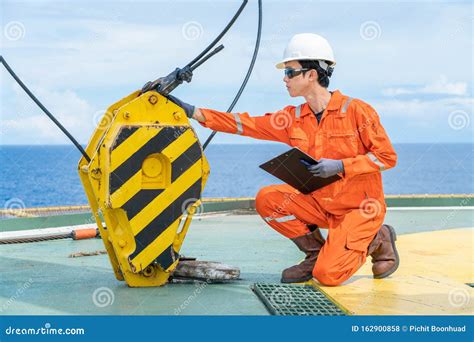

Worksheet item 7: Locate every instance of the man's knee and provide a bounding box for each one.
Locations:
[312,263,345,286]
[255,185,279,216]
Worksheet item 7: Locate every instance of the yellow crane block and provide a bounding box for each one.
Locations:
[78,90,210,287]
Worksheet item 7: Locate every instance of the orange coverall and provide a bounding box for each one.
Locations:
[198,90,397,285]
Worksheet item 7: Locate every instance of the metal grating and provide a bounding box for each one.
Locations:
[252,283,346,316]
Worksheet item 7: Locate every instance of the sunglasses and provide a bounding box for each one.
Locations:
[284,68,309,79]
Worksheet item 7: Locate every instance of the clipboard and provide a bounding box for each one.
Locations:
[259,147,341,194]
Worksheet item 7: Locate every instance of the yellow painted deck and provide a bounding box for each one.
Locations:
[313,228,474,315]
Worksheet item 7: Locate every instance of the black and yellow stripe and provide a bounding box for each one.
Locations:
[120,141,201,220]
[109,125,203,270]
[129,178,201,260]
[110,127,177,194]
[154,244,178,271]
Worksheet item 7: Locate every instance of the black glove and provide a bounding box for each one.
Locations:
[166,94,195,118]
[141,66,193,94]
[176,66,193,83]
[306,158,344,178]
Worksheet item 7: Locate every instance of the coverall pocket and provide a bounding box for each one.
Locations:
[344,234,367,269]
[325,131,358,159]
[289,129,309,153]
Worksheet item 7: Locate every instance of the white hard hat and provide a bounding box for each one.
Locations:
[275,33,336,69]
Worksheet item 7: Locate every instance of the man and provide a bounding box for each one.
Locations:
[168,33,399,286]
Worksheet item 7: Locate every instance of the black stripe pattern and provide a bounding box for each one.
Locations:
[129,178,202,260]
[112,126,139,151]
[154,244,178,270]
[120,140,203,221]
[109,125,204,268]
[121,189,164,220]
[110,127,177,194]
[171,141,202,182]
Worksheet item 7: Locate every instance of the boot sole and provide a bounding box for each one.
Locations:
[374,224,400,279]
[280,274,313,283]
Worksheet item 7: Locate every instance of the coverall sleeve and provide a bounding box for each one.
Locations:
[197,107,292,144]
[342,102,397,177]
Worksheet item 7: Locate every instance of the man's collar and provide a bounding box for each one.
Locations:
[300,90,343,117]
[325,90,343,111]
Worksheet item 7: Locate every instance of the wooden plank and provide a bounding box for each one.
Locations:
[172,260,240,282]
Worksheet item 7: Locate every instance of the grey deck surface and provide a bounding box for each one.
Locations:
[0,208,472,315]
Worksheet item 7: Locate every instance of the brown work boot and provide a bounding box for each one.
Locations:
[368,224,400,279]
[281,229,325,283]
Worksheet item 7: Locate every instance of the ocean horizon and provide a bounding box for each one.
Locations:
[1,143,472,208]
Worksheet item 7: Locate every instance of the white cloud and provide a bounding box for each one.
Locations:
[1,1,472,144]
[372,95,473,143]
[382,75,468,97]
[421,75,468,96]
[1,84,96,144]
[369,96,473,143]
[374,96,473,119]
[2,17,269,91]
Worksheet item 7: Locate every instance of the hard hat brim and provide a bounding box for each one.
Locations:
[275,57,336,69]
[275,57,296,69]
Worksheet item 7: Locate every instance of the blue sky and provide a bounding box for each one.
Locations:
[1,0,472,145]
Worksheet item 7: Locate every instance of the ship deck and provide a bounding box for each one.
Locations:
[0,196,472,315]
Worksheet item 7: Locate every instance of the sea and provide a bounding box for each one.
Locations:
[0,143,472,208]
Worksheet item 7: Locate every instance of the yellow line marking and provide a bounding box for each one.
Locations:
[110,127,161,172]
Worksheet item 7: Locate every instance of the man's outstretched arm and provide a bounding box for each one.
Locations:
[166,95,292,144]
